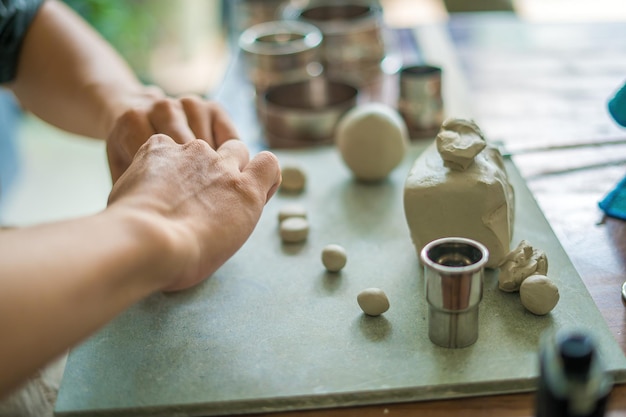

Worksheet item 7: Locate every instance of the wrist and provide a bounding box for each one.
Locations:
[103,203,189,294]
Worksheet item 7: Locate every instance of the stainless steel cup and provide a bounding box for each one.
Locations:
[260,77,358,148]
[239,20,323,93]
[285,1,385,88]
[420,237,489,348]
[398,64,444,138]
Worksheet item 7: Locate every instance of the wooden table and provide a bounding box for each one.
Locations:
[241,11,626,417]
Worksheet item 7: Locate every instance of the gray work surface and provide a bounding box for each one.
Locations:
[55,143,626,417]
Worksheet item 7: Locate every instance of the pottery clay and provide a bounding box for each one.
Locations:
[279,217,309,243]
[357,288,390,316]
[404,118,514,268]
[336,103,409,182]
[321,244,347,272]
[280,165,306,193]
[519,274,559,315]
[498,240,548,292]
[278,204,307,223]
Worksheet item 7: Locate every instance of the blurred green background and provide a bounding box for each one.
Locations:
[63,0,165,82]
[62,0,227,95]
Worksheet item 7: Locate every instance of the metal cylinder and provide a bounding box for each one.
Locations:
[420,237,489,348]
[285,1,385,87]
[238,20,323,92]
[398,64,444,138]
[260,78,358,148]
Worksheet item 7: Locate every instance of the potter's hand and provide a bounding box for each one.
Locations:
[106,94,239,183]
[107,134,281,292]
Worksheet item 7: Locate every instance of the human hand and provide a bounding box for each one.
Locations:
[106,94,239,183]
[106,134,281,292]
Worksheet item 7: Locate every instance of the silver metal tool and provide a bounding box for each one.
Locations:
[420,237,489,348]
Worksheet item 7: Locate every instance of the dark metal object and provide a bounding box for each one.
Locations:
[536,329,613,417]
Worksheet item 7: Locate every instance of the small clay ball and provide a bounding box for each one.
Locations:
[519,275,559,316]
[279,217,309,243]
[321,244,347,272]
[280,165,306,192]
[336,103,409,182]
[357,288,390,316]
[278,204,307,223]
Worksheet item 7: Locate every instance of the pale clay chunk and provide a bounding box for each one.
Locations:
[436,120,486,171]
[336,103,409,182]
[498,240,548,292]
[404,118,514,268]
[278,204,307,223]
[279,217,309,243]
[280,165,306,192]
[519,275,559,315]
[321,244,347,272]
[357,288,390,316]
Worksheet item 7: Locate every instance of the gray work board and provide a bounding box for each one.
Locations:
[55,143,626,416]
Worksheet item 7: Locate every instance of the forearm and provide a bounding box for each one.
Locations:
[8,0,159,139]
[0,207,178,396]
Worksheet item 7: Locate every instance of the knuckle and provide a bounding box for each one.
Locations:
[152,97,181,115]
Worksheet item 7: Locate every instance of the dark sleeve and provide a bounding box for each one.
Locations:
[0,0,45,83]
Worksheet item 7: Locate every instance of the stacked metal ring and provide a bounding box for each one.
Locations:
[239,20,323,93]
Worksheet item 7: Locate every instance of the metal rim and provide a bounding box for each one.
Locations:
[239,20,322,56]
[420,237,490,274]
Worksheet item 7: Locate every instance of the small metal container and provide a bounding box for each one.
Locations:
[285,1,385,87]
[259,78,358,148]
[239,20,323,93]
[420,237,489,348]
[398,64,444,138]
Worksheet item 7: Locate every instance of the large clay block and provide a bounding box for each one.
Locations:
[403,119,514,268]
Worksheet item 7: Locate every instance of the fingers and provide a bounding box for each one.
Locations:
[216,139,249,171]
[215,142,281,202]
[148,99,196,145]
[243,151,282,203]
[180,97,240,149]
[106,110,155,183]
[208,102,240,148]
[180,96,213,145]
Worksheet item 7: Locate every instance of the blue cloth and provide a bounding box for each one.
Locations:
[599,81,626,220]
[608,81,626,127]
[599,175,626,220]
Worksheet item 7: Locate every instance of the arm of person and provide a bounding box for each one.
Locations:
[0,135,281,398]
[7,0,152,139]
[6,0,239,181]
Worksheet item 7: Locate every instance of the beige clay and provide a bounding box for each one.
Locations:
[404,118,514,268]
[280,165,306,192]
[278,204,307,223]
[519,275,559,315]
[279,217,309,243]
[498,240,548,292]
[336,103,409,182]
[357,288,390,316]
[321,244,347,272]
